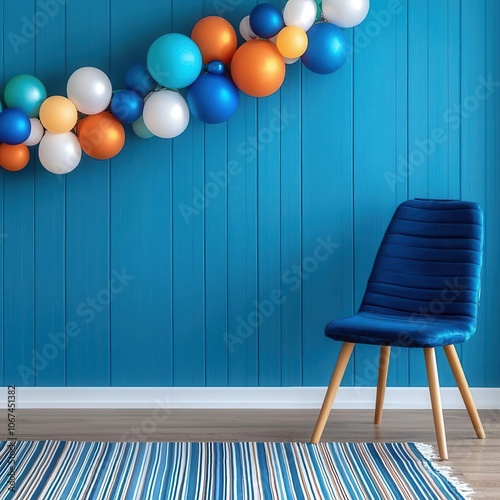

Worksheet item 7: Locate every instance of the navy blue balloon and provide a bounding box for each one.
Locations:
[301,23,347,74]
[206,60,225,75]
[111,90,144,124]
[0,108,31,145]
[187,73,239,124]
[249,3,284,39]
[124,63,157,97]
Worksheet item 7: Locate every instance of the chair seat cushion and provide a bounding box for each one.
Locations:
[325,311,475,347]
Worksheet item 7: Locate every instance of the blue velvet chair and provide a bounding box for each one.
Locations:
[311,199,485,460]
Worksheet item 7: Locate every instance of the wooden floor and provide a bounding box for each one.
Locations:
[1,409,498,498]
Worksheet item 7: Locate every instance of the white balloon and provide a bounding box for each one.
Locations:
[284,57,300,64]
[24,118,45,146]
[283,0,318,32]
[322,0,370,28]
[239,15,257,41]
[143,90,190,139]
[38,131,82,174]
[67,67,113,115]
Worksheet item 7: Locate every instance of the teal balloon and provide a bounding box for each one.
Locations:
[3,74,47,118]
[147,33,202,89]
[132,115,153,139]
[315,1,323,21]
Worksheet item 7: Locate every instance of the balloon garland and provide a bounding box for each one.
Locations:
[0,0,369,174]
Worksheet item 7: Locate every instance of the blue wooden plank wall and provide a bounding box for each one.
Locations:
[0,0,499,388]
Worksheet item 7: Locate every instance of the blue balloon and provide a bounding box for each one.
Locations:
[249,3,284,39]
[111,90,144,124]
[0,108,31,145]
[124,63,156,97]
[301,23,347,74]
[147,33,202,89]
[206,61,225,75]
[187,73,239,124]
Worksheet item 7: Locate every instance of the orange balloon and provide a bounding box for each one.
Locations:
[39,95,78,133]
[76,112,125,160]
[0,143,30,171]
[191,16,237,65]
[276,26,308,59]
[230,40,286,97]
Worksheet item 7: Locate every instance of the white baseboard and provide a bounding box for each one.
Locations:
[1,387,499,410]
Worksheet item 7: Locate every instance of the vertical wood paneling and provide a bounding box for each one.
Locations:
[407,0,430,388]
[257,92,282,386]
[64,0,111,386]
[460,0,488,387]
[226,91,259,386]
[110,0,173,386]
[33,0,67,386]
[427,0,458,386]
[280,61,302,386]
[408,0,460,387]
[226,95,259,384]
[353,0,407,388]
[302,29,353,386]
[447,0,462,200]
[204,122,228,386]
[2,0,35,386]
[484,0,500,386]
[171,1,206,386]
[222,0,259,389]
[392,0,409,387]
[0,0,499,388]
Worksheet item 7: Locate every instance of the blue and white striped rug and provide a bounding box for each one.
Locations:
[0,441,471,499]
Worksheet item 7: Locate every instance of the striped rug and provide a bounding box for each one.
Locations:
[0,441,470,499]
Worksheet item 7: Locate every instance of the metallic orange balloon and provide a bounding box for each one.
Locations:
[0,143,30,171]
[191,16,237,65]
[76,112,125,160]
[230,40,286,98]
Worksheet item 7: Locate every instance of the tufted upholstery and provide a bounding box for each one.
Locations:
[325,199,483,347]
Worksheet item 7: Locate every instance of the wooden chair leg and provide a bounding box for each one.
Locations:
[374,346,391,424]
[424,348,448,460]
[443,344,485,439]
[311,342,355,444]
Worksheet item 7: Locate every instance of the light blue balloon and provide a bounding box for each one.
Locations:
[132,115,153,139]
[147,33,202,89]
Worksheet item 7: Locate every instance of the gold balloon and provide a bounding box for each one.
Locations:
[276,26,308,59]
[39,96,78,134]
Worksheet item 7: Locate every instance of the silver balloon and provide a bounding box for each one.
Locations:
[322,0,370,28]
[67,67,113,115]
[38,131,82,174]
[239,15,257,41]
[143,90,190,139]
[24,118,44,146]
[283,0,318,32]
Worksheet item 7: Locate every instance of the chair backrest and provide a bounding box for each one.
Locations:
[360,199,483,324]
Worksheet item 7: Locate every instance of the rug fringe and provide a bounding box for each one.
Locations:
[414,442,475,499]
